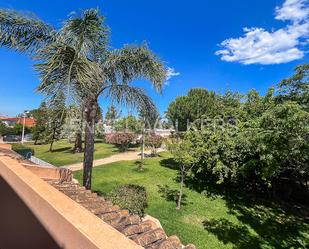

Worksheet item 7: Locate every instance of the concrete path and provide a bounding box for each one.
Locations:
[61,148,164,171]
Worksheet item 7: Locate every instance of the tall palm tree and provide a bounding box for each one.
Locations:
[0,8,166,189]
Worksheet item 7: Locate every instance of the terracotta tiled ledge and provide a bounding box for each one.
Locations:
[0,155,143,249]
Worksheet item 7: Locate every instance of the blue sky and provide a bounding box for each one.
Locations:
[0,0,308,116]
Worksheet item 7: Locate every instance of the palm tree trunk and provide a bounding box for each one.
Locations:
[83,100,98,190]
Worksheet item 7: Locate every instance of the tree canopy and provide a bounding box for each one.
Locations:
[0,8,167,189]
[166,63,309,203]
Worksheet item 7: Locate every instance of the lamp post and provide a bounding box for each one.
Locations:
[21,110,29,144]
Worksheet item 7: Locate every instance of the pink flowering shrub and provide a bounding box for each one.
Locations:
[144,133,164,155]
[105,132,136,151]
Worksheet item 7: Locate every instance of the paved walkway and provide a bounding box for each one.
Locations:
[61,148,164,171]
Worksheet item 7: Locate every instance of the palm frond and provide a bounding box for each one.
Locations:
[59,8,108,60]
[105,84,157,115]
[0,9,54,53]
[104,44,167,93]
[36,42,103,101]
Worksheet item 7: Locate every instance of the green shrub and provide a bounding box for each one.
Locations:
[108,184,147,217]
[12,144,34,159]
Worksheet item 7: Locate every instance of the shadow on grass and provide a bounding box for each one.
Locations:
[203,218,262,249]
[157,184,188,207]
[133,160,150,173]
[159,157,179,170]
[48,147,73,153]
[203,188,309,249]
[159,156,309,248]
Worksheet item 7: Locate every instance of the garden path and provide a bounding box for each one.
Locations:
[61,148,164,171]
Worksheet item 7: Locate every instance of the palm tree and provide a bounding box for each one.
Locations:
[0,8,166,189]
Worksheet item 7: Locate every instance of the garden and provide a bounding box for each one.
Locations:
[74,152,309,249]
[0,7,308,249]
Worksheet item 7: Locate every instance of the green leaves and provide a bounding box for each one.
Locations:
[114,115,142,133]
[166,88,242,131]
[168,134,200,169]
[168,63,309,190]
[253,101,309,179]
[278,63,309,111]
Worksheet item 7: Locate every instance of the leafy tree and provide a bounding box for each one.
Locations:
[167,136,200,209]
[137,107,160,170]
[105,105,121,126]
[166,88,241,131]
[44,94,66,152]
[12,124,24,135]
[63,105,84,152]
[0,121,31,136]
[242,87,275,120]
[187,122,240,185]
[31,102,48,144]
[240,101,309,188]
[0,120,8,136]
[114,115,142,133]
[0,9,166,189]
[277,63,309,111]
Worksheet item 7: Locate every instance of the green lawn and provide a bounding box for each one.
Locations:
[23,140,121,166]
[74,152,309,249]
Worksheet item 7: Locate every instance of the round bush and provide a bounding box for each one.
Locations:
[108,184,147,217]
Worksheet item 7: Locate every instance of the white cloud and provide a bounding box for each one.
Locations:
[275,0,309,23]
[216,0,309,65]
[166,67,180,80]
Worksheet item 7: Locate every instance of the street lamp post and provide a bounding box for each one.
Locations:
[21,110,29,144]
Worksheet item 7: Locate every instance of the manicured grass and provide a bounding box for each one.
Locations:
[74,152,309,249]
[22,140,120,166]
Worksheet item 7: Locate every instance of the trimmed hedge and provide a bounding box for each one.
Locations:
[12,144,34,159]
